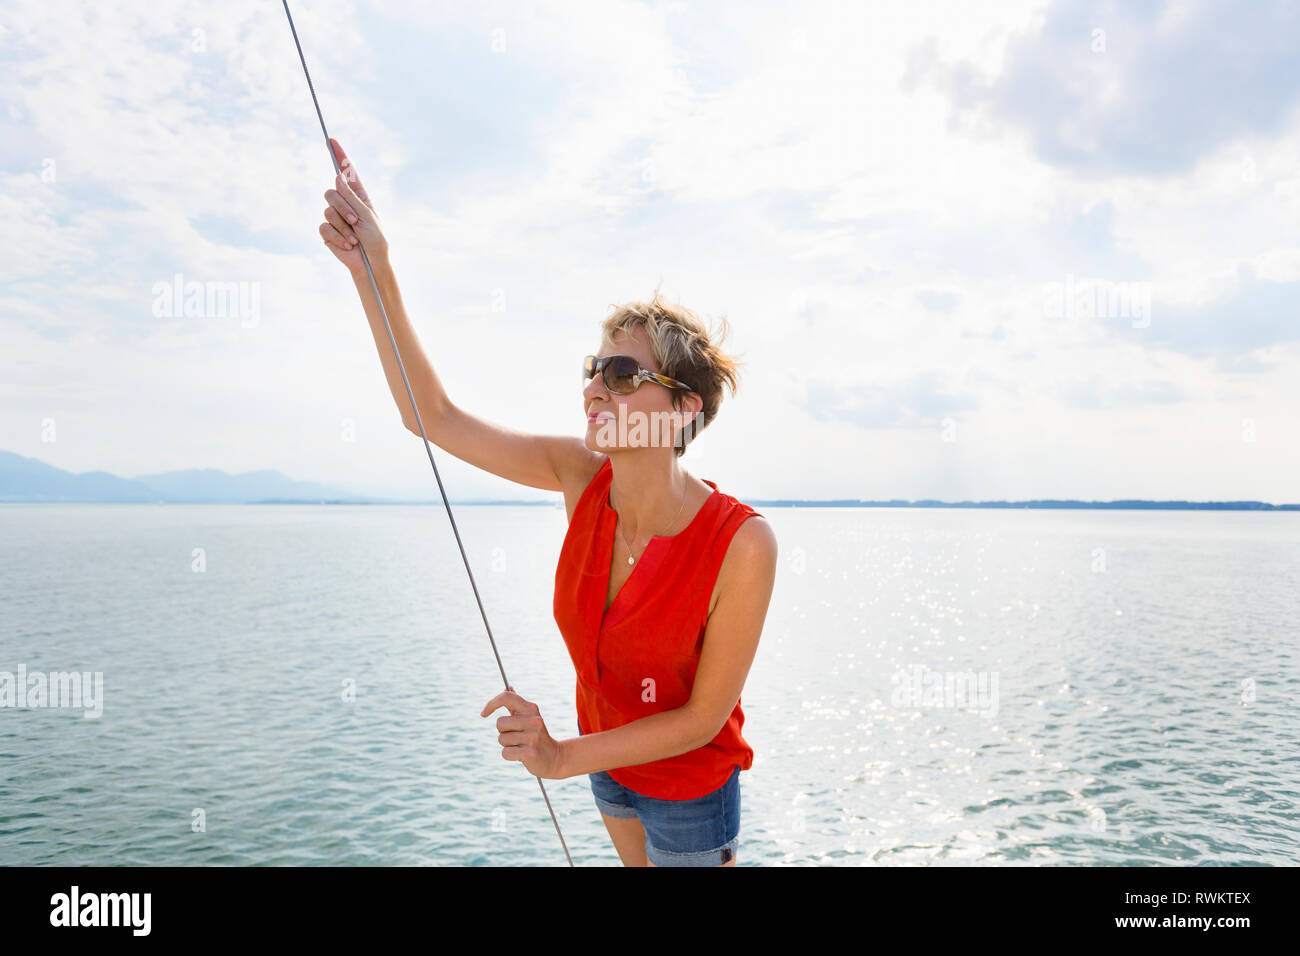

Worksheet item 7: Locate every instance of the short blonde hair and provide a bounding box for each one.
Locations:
[600,287,742,456]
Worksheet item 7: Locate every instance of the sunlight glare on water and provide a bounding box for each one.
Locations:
[1,504,1296,865]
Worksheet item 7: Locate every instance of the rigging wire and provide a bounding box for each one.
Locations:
[280,0,574,867]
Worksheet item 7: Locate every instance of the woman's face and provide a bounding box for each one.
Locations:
[583,325,687,453]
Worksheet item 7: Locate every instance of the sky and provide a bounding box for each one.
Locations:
[2,0,1299,503]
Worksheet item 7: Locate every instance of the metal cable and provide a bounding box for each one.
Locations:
[281,0,574,867]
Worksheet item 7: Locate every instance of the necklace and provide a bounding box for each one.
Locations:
[614,476,690,566]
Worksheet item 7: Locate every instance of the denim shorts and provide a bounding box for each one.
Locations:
[588,764,741,867]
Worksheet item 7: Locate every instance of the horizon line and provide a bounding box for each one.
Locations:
[3,498,1297,511]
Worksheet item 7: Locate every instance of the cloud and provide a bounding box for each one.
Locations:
[1053,375,1188,409]
[909,0,1300,177]
[1138,263,1300,357]
[801,371,979,429]
[916,289,959,312]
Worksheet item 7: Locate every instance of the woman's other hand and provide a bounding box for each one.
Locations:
[481,686,566,780]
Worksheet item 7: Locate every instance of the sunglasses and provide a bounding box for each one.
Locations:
[583,354,694,395]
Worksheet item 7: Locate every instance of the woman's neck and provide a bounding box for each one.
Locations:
[607,455,702,542]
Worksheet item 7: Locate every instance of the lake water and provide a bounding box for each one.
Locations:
[1,504,1296,865]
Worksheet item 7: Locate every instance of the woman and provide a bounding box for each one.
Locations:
[319,139,778,867]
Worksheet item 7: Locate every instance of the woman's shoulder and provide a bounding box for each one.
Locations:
[724,513,777,564]
[559,453,609,524]
[705,513,777,619]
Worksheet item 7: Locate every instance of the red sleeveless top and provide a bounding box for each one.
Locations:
[554,457,760,799]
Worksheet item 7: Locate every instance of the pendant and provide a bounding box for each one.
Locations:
[627,556,635,565]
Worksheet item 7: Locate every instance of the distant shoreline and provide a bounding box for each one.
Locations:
[6,450,1294,510]
[2,498,1296,510]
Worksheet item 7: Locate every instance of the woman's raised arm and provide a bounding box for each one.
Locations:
[320,138,598,493]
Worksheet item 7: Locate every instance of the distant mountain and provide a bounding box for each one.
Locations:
[130,467,360,503]
[0,451,159,502]
[0,450,380,503]
[1,449,1296,508]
